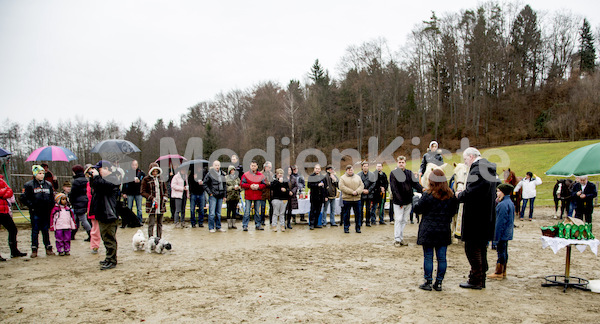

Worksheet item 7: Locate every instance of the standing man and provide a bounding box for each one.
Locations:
[22,165,55,257]
[322,165,339,226]
[339,165,364,233]
[307,164,328,230]
[359,162,377,227]
[260,161,274,227]
[204,160,227,233]
[374,163,389,225]
[572,175,597,225]
[188,165,205,228]
[389,156,423,246]
[89,160,121,270]
[456,147,500,289]
[122,160,145,224]
[241,160,266,231]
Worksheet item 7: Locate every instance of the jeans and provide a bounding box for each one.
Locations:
[226,199,238,220]
[496,240,508,264]
[372,196,385,223]
[568,200,576,217]
[190,193,206,226]
[31,212,51,250]
[341,200,362,232]
[127,194,144,222]
[243,199,264,228]
[321,198,337,224]
[423,245,447,281]
[393,204,411,242]
[520,197,535,218]
[174,198,185,223]
[361,198,376,224]
[208,195,223,230]
[260,199,273,225]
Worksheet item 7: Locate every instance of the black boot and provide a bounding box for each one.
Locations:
[433,280,442,291]
[419,280,432,291]
[84,231,91,242]
[0,255,6,261]
[10,242,27,258]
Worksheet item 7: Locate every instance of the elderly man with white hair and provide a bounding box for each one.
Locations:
[572,175,597,226]
[455,147,500,290]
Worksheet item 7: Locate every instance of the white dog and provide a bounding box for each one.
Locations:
[132,229,146,251]
[146,236,172,254]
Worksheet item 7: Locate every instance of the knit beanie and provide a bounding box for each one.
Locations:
[32,165,44,176]
[497,183,514,196]
[55,192,67,204]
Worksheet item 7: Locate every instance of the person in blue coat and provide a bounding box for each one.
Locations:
[488,183,515,280]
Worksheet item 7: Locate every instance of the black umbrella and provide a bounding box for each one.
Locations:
[176,159,210,171]
[90,139,141,161]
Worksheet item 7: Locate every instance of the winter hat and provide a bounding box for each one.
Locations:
[72,164,84,174]
[227,165,236,173]
[32,165,44,176]
[148,162,162,177]
[497,183,514,196]
[55,192,67,204]
[429,141,438,150]
[84,164,94,175]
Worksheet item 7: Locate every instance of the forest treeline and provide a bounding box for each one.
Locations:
[1,1,600,179]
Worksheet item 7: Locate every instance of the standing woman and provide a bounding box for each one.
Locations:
[70,165,92,241]
[225,165,241,229]
[414,168,458,291]
[84,165,102,254]
[141,163,168,238]
[513,172,542,221]
[419,141,444,179]
[270,169,289,232]
[285,167,299,230]
[170,168,188,228]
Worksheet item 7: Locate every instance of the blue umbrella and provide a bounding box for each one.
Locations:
[0,147,11,158]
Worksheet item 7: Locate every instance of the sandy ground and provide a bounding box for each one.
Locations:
[0,207,599,323]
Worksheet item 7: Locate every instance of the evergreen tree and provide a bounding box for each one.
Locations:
[203,120,218,158]
[579,18,596,73]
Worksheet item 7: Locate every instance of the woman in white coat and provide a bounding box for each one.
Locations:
[513,172,542,221]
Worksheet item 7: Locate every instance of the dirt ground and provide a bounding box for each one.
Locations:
[0,207,599,323]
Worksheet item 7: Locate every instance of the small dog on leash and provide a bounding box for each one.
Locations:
[132,229,146,251]
[146,236,172,254]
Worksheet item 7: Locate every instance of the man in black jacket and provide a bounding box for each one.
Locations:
[572,175,597,225]
[307,164,328,230]
[359,162,377,227]
[204,160,227,232]
[90,160,120,270]
[389,156,422,246]
[21,165,55,258]
[456,147,500,289]
[374,163,389,225]
[122,160,145,224]
[189,165,206,228]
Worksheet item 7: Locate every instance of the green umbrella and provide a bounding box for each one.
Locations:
[546,142,600,176]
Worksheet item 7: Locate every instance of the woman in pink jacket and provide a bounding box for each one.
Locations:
[85,165,102,254]
[170,168,188,228]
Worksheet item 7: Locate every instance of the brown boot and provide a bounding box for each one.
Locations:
[487,263,504,280]
[502,263,507,278]
[46,247,55,256]
[31,249,38,258]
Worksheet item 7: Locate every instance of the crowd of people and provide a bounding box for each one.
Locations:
[0,144,595,291]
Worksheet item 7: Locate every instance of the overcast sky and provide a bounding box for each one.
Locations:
[1,0,598,128]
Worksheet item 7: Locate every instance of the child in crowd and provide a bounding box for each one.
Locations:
[51,193,76,256]
[488,183,515,280]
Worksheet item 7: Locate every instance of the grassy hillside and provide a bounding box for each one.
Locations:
[401,140,600,207]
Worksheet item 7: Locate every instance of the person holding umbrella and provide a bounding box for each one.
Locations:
[89,160,120,270]
[21,165,56,257]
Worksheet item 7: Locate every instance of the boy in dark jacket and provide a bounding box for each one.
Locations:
[90,160,120,270]
[21,165,55,257]
[69,164,91,241]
